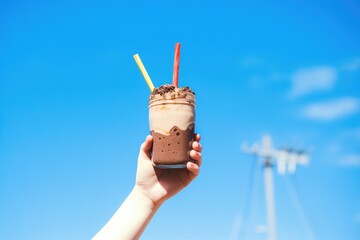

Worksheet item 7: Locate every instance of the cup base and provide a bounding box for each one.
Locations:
[153,162,190,169]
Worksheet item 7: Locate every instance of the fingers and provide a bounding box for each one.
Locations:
[190,133,203,167]
[190,149,202,167]
[139,135,153,160]
[186,161,199,179]
[192,140,202,152]
[194,133,201,142]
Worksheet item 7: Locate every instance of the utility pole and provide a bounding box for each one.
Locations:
[241,135,309,240]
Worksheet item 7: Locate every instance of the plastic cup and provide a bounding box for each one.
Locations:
[148,85,196,169]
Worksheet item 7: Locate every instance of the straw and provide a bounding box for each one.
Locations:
[133,53,155,92]
[172,43,181,87]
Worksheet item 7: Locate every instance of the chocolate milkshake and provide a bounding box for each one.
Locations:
[149,84,196,169]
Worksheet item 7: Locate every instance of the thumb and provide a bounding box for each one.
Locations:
[139,135,153,161]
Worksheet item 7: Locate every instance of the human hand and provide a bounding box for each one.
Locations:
[92,134,202,240]
[134,134,202,207]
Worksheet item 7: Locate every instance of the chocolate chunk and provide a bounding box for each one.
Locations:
[150,84,195,99]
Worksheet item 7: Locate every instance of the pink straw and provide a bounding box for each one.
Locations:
[172,43,181,87]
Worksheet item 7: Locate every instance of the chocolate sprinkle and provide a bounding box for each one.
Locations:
[151,84,195,96]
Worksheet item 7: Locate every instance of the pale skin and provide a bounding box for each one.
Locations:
[92,134,202,240]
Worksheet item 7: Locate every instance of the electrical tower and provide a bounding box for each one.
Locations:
[241,135,310,240]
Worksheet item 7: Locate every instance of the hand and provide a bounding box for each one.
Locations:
[92,134,202,240]
[134,134,202,207]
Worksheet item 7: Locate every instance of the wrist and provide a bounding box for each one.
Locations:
[132,186,164,210]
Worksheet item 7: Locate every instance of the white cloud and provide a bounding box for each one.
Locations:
[290,66,337,97]
[302,97,359,121]
[339,154,360,167]
[341,58,360,72]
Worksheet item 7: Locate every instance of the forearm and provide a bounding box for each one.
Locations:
[92,187,161,240]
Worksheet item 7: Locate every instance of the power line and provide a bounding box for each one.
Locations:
[284,175,317,240]
[239,155,259,240]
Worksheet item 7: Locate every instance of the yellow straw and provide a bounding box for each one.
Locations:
[133,53,155,92]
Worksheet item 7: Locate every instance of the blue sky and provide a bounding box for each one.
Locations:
[1,0,359,239]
